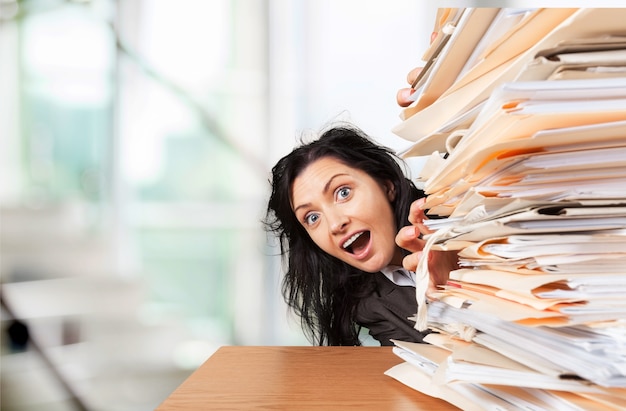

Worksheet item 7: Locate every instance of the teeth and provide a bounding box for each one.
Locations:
[343,232,363,249]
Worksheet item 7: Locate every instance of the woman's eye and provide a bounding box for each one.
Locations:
[305,213,319,225]
[337,187,351,200]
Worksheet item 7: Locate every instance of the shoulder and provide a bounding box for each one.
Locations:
[356,274,417,319]
[354,274,429,346]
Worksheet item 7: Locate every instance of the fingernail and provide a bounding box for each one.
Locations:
[403,226,418,239]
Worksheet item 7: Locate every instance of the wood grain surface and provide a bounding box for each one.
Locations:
[156,346,459,410]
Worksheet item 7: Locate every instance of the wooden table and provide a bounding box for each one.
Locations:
[156,346,458,410]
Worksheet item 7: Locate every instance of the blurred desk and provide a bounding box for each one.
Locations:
[156,346,457,410]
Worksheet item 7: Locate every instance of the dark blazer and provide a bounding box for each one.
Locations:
[354,273,430,346]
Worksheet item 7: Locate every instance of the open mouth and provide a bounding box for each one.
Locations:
[342,231,371,255]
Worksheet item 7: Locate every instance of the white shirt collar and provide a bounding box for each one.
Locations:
[380,265,416,287]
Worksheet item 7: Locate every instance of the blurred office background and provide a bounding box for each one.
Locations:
[0,0,433,409]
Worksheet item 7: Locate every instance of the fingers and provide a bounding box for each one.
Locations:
[402,251,421,272]
[407,198,425,225]
[396,67,424,107]
[395,225,424,253]
[395,198,433,257]
[405,250,456,296]
[407,198,432,231]
[406,66,423,85]
[396,88,415,107]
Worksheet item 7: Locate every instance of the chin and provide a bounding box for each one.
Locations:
[359,261,387,274]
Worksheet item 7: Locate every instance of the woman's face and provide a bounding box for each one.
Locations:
[290,156,403,273]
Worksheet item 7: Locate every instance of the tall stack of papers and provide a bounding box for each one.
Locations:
[387,7,626,410]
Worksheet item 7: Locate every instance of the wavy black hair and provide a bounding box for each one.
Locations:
[264,124,423,345]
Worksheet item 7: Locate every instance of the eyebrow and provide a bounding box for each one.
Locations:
[292,173,348,215]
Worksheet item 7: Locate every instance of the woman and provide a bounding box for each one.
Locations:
[264,124,457,346]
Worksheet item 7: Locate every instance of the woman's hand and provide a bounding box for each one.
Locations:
[397,26,438,107]
[396,67,423,107]
[395,198,459,294]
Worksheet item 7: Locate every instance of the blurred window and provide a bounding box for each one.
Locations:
[3,0,429,349]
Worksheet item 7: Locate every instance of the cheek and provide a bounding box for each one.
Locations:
[307,228,333,254]
[380,208,399,247]
[376,201,397,229]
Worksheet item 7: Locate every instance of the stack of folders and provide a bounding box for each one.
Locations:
[386,8,626,411]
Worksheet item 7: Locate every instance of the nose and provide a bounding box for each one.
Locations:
[328,209,349,234]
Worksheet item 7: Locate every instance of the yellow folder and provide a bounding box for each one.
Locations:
[394,8,626,156]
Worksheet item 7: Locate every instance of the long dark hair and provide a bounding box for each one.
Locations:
[264,124,423,345]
